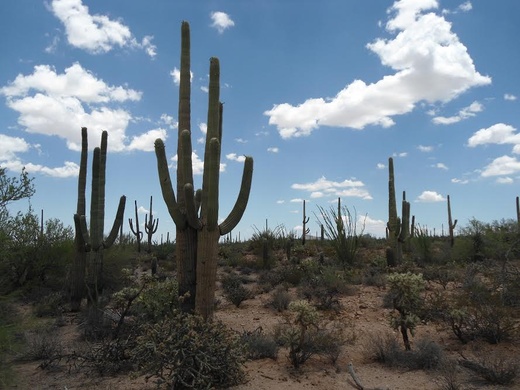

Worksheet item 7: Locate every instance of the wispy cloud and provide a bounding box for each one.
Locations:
[504,93,517,101]
[265,0,490,138]
[418,145,433,152]
[481,156,520,177]
[291,176,372,200]
[267,147,279,153]
[432,101,483,125]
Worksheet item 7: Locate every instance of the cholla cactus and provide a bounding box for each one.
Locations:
[386,272,425,350]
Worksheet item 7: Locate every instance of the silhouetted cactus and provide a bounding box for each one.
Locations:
[144,195,158,254]
[155,21,253,319]
[447,195,457,247]
[71,128,126,308]
[129,200,143,253]
[302,200,310,245]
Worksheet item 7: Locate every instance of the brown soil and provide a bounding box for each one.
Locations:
[9,267,520,390]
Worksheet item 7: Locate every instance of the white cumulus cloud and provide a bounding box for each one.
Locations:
[50,0,156,57]
[210,12,235,33]
[265,0,490,139]
[416,190,446,202]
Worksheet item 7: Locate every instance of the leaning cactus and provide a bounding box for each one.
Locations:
[155,21,253,319]
[72,128,126,307]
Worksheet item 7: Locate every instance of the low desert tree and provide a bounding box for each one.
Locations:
[0,166,35,213]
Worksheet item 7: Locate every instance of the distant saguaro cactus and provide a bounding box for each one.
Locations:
[144,195,158,254]
[129,200,143,252]
[447,195,457,247]
[155,21,253,319]
[71,128,126,309]
[302,200,310,245]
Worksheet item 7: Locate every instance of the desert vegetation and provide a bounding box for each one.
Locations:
[1,21,520,390]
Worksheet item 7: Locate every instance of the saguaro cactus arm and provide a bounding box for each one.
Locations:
[104,195,126,248]
[219,156,254,235]
[74,214,91,251]
[155,139,186,227]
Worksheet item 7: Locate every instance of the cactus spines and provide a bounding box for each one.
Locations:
[129,200,143,252]
[155,21,253,319]
[71,128,126,308]
[447,195,457,247]
[144,195,159,254]
[302,200,310,245]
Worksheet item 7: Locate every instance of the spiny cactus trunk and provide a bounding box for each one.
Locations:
[387,157,398,267]
[177,227,198,312]
[71,127,89,312]
[195,228,221,319]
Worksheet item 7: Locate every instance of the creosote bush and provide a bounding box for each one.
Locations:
[240,327,278,360]
[366,333,444,370]
[221,273,253,308]
[274,300,347,369]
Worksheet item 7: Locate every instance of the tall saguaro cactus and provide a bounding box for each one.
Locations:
[72,128,126,307]
[387,157,399,267]
[129,200,143,252]
[302,200,310,245]
[144,195,159,253]
[155,21,253,319]
[71,127,89,311]
[447,195,457,247]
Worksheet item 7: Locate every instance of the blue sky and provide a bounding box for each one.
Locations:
[1,0,519,240]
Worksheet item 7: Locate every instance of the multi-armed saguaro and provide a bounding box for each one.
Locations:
[71,128,126,309]
[129,200,143,252]
[144,195,158,254]
[155,21,253,319]
[386,157,410,266]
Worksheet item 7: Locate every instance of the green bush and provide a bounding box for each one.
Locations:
[221,273,253,308]
[274,300,347,369]
[133,312,246,389]
[269,285,292,312]
[366,333,444,370]
[240,327,278,360]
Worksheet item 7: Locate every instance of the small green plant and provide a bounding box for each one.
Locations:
[221,273,253,308]
[240,327,278,360]
[269,285,292,312]
[385,272,425,350]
